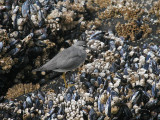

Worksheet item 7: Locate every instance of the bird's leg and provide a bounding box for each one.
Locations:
[62,72,68,88]
[62,72,75,88]
[68,72,75,88]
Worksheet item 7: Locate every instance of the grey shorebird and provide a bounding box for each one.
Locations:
[33,41,87,88]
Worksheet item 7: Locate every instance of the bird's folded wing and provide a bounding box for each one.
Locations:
[57,55,84,70]
[34,46,81,71]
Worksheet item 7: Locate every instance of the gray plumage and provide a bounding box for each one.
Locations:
[34,41,87,72]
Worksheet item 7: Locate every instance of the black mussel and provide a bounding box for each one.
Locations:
[150,45,158,52]
[90,31,105,42]
[8,48,20,56]
[65,93,72,101]
[35,0,42,8]
[28,47,43,58]
[115,103,132,120]
[109,40,115,50]
[48,100,53,109]
[143,63,149,70]
[35,98,40,107]
[38,10,45,27]
[110,63,116,72]
[139,109,151,120]
[145,54,151,61]
[49,108,55,116]
[80,72,87,82]
[67,86,76,93]
[57,104,65,115]
[98,96,105,113]
[84,81,92,89]
[0,42,3,51]
[5,0,12,10]
[14,56,29,69]
[97,115,105,120]
[35,40,46,47]
[89,108,97,120]
[72,92,80,101]
[30,4,37,15]
[90,77,96,85]
[151,83,159,98]
[123,68,129,75]
[132,63,139,71]
[9,39,18,46]
[38,33,47,40]
[51,113,57,119]
[0,96,4,102]
[22,0,30,18]
[23,101,28,109]
[26,96,32,106]
[143,43,148,49]
[89,86,95,94]
[145,98,158,110]
[131,86,150,105]
[105,95,111,117]
[97,76,103,85]
[38,90,45,102]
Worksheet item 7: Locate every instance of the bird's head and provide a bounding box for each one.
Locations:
[73,41,87,50]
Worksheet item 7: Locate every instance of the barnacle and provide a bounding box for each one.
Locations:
[120,7,144,21]
[111,106,119,114]
[156,27,160,34]
[149,0,160,17]
[70,2,86,12]
[0,29,10,55]
[42,40,55,49]
[100,94,108,104]
[34,56,41,68]
[98,7,121,19]
[95,0,144,21]
[62,11,74,24]
[0,57,14,71]
[86,18,102,29]
[115,21,152,41]
[0,29,9,43]
[47,9,62,20]
[5,83,40,99]
[86,0,98,12]
[94,0,111,9]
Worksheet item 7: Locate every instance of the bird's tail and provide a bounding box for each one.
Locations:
[32,67,43,73]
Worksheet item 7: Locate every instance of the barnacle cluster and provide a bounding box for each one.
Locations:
[5,83,40,99]
[0,57,14,71]
[149,0,160,18]
[98,6,121,19]
[96,0,144,20]
[94,0,111,9]
[121,7,144,21]
[115,21,152,41]
[93,0,155,41]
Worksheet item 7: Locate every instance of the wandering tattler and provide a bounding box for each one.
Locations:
[34,41,87,88]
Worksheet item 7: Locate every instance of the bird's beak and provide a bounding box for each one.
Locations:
[84,45,90,50]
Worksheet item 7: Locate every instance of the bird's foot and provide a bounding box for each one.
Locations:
[62,72,75,88]
[67,83,75,88]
